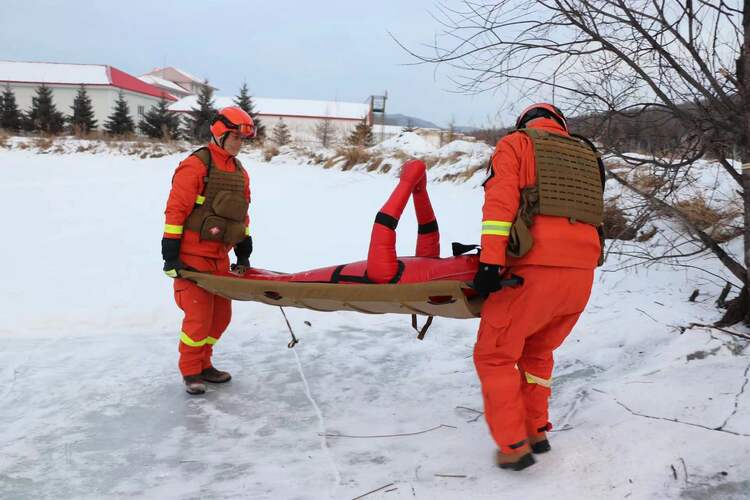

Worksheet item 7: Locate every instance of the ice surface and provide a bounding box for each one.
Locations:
[0,144,748,499]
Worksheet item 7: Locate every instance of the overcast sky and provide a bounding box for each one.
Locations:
[0,0,524,128]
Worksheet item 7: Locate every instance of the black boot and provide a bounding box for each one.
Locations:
[184,375,206,395]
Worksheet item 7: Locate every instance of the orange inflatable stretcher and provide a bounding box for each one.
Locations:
[180,160,521,329]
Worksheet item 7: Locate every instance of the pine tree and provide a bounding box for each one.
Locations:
[138,98,181,140]
[26,84,65,134]
[347,120,374,147]
[103,91,135,136]
[183,80,216,142]
[0,84,22,132]
[272,119,291,146]
[234,83,265,139]
[69,84,97,135]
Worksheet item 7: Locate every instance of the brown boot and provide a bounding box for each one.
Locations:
[496,441,536,471]
[200,366,232,383]
[529,432,551,454]
[184,375,206,395]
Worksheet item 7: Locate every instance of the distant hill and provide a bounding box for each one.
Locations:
[379,113,440,129]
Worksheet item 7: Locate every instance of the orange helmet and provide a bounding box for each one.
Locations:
[515,103,567,131]
[211,106,256,139]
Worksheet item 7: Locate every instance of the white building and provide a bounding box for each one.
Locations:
[0,60,177,129]
[169,95,372,146]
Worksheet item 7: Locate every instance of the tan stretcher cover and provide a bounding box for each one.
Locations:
[180,270,483,319]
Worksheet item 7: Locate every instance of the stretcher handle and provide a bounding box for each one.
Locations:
[465,274,525,290]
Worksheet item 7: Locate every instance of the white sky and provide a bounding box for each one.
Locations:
[0,0,522,128]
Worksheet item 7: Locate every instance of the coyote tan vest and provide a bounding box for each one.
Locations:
[506,128,604,260]
[184,148,249,246]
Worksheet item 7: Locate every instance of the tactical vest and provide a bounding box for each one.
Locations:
[184,148,249,246]
[503,128,605,261]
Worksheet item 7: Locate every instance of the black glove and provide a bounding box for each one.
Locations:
[234,236,252,266]
[162,237,186,278]
[231,236,252,274]
[473,263,503,297]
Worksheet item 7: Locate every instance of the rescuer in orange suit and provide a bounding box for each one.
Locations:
[472,103,604,470]
[162,106,255,395]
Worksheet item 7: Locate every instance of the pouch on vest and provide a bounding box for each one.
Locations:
[200,216,228,242]
[507,186,538,258]
[212,191,248,222]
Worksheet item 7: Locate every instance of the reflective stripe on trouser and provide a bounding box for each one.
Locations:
[174,277,232,376]
[473,265,593,453]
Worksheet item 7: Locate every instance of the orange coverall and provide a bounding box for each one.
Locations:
[476,117,601,453]
[163,142,250,376]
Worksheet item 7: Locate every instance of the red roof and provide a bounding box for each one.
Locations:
[108,66,177,101]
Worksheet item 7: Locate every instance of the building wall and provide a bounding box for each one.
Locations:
[260,115,362,146]
[1,82,167,131]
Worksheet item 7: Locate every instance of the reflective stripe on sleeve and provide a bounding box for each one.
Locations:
[195,195,205,205]
[481,220,512,236]
[525,372,552,388]
[245,226,250,236]
[164,224,184,235]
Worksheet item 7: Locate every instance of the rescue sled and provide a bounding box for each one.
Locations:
[180,159,520,325]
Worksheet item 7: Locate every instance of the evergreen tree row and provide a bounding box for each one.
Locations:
[1,81,268,143]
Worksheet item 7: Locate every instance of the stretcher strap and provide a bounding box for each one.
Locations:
[411,314,434,340]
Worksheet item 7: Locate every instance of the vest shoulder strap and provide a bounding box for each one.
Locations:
[234,157,245,174]
[191,147,212,172]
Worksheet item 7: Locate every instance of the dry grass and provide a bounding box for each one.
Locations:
[422,155,440,169]
[673,196,742,242]
[437,162,486,183]
[75,143,97,153]
[380,163,393,174]
[366,156,384,172]
[263,145,280,162]
[32,136,55,151]
[391,150,413,163]
[0,131,9,149]
[337,146,372,171]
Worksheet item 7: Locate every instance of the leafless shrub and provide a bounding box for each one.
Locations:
[632,170,668,192]
[406,0,750,322]
[603,200,639,240]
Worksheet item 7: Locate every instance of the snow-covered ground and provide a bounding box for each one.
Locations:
[1,142,749,499]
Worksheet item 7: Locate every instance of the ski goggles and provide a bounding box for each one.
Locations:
[216,114,256,138]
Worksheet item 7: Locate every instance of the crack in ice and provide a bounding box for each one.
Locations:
[717,358,750,431]
[290,347,342,493]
